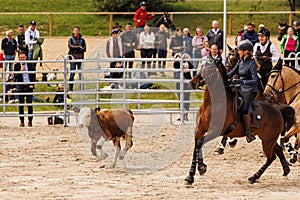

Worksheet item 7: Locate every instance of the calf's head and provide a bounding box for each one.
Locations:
[77,107,92,127]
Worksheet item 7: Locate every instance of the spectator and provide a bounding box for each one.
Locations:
[68,26,86,91]
[173,53,193,121]
[235,25,247,46]
[280,27,299,67]
[16,25,28,56]
[106,29,123,69]
[112,22,122,35]
[133,1,155,33]
[25,20,40,61]
[155,24,170,77]
[128,69,153,89]
[293,21,300,52]
[192,27,208,77]
[242,23,258,45]
[201,44,222,66]
[1,30,17,79]
[5,75,18,103]
[201,41,211,58]
[139,24,155,76]
[169,27,184,57]
[206,20,224,54]
[253,28,280,87]
[53,84,71,108]
[182,28,193,57]
[120,22,137,78]
[14,51,36,127]
[258,24,265,31]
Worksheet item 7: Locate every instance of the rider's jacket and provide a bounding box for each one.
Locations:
[227,55,259,93]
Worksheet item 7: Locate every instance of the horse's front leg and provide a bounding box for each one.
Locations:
[196,138,207,176]
[185,142,198,185]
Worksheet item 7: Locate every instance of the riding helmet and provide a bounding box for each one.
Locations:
[258,28,270,38]
[139,1,146,6]
[237,40,253,51]
[293,21,300,26]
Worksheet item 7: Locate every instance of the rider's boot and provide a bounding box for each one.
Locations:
[243,114,256,143]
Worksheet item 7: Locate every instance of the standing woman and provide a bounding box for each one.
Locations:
[280,27,299,67]
[227,40,258,143]
[169,27,184,57]
[182,28,193,57]
[155,24,170,77]
[139,24,155,76]
[253,28,280,87]
[192,27,208,77]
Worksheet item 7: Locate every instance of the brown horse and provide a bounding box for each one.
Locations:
[264,60,300,163]
[185,58,293,184]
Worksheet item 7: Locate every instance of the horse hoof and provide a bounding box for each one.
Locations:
[229,138,238,148]
[198,163,207,176]
[97,153,108,161]
[283,167,290,176]
[119,152,125,160]
[214,148,224,155]
[184,175,194,185]
[248,176,256,184]
[289,157,297,164]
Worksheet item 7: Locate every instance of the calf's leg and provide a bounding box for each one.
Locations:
[96,137,108,160]
[110,138,121,168]
[119,127,133,160]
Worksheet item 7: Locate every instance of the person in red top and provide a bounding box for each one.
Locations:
[133,1,155,33]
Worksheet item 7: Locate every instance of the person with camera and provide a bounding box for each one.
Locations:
[227,40,258,143]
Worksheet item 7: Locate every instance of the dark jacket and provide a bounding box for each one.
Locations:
[227,56,258,93]
[120,31,137,52]
[206,29,224,51]
[16,34,28,54]
[68,34,86,59]
[53,92,71,104]
[173,60,193,80]
[242,30,258,45]
[155,31,170,50]
[169,34,184,55]
[14,63,36,91]
[1,37,17,55]
[183,35,193,56]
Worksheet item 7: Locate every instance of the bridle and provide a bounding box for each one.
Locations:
[266,68,300,104]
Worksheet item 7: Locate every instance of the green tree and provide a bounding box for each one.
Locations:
[95,0,165,12]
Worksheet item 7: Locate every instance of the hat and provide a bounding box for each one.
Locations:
[113,23,122,29]
[111,30,119,35]
[293,21,300,26]
[139,1,146,6]
[30,20,36,26]
[259,24,265,28]
[258,28,270,37]
[237,40,253,51]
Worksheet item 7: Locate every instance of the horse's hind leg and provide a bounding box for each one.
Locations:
[185,142,198,185]
[248,142,277,184]
[274,143,290,176]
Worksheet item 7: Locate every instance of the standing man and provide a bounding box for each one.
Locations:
[68,26,86,91]
[242,23,258,45]
[16,25,28,56]
[206,20,224,54]
[1,30,17,79]
[25,20,40,61]
[14,51,36,127]
[133,1,155,33]
[120,22,137,78]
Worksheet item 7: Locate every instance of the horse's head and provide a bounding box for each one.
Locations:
[190,72,205,89]
[150,13,176,32]
[264,58,284,96]
[277,21,289,41]
[226,45,239,72]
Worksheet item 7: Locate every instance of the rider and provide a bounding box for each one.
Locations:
[227,40,258,143]
[253,28,280,87]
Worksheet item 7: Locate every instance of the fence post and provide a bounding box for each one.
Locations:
[63,56,68,127]
[289,12,293,26]
[50,13,53,37]
[109,14,113,33]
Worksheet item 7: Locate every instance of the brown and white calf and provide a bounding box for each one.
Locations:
[75,107,134,168]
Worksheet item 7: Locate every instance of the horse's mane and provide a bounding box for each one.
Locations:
[285,65,300,75]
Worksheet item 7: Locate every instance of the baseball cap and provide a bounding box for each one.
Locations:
[30,20,36,26]
[111,30,119,35]
[259,24,265,28]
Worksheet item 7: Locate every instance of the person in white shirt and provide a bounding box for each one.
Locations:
[253,28,280,87]
[25,20,40,61]
[139,24,155,76]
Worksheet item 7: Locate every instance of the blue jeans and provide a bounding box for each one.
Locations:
[158,49,167,69]
[193,50,202,77]
[69,62,82,91]
[3,55,15,79]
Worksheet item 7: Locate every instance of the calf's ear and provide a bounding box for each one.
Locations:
[72,106,80,113]
[95,107,101,114]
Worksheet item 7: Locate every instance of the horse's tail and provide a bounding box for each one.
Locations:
[279,105,296,132]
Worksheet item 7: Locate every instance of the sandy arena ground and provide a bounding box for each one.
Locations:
[0,36,300,200]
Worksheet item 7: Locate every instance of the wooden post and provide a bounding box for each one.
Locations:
[109,14,113,34]
[229,14,232,36]
[289,12,293,26]
[50,13,53,37]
